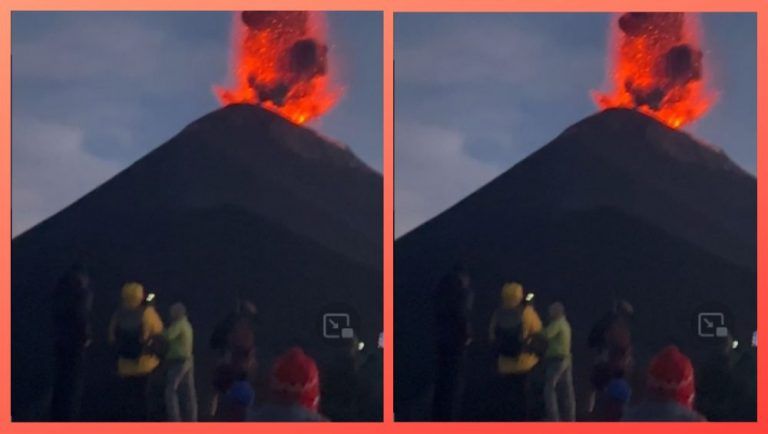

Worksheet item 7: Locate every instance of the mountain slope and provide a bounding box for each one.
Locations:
[12,104,382,421]
[394,108,756,420]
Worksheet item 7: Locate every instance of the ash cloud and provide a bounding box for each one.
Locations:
[239,11,328,108]
[617,12,704,112]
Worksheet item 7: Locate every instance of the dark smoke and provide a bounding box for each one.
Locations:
[617,12,704,111]
[241,11,308,34]
[618,13,684,39]
[664,44,703,85]
[238,11,328,108]
[289,38,328,79]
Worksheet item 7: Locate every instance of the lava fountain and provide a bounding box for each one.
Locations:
[214,11,341,124]
[594,13,714,128]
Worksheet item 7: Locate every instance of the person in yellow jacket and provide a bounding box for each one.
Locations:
[488,282,543,420]
[108,282,164,420]
[489,282,543,374]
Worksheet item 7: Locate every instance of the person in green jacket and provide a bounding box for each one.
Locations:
[542,302,575,421]
[164,302,198,421]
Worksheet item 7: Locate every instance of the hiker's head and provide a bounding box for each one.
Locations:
[170,302,187,321]
[548,301,565,320]
[270,347,320,411]
[121,282,145,309]
[615,300,634,317]
[236,299,258,316]
[452,263,470,288]
[647,345,696,408]
[501,282,524,308]
[60,264,89,291]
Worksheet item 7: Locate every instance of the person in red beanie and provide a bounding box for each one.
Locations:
[622,345,706,421]
[247,347,328,421]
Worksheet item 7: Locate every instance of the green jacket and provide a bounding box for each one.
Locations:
[164,316,193,361]
[543,316,572,360]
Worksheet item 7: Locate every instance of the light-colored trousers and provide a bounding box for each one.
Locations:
[165,358,198,422]
[544,356,576,421]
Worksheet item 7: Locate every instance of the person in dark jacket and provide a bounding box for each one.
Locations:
[50,265,93,421]
[209,299,259,417]
[432,265,473,421]
[209,299,258,356]
[587,300,634,413]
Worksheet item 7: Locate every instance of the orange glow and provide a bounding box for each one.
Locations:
[214,11,340,125]
[594,13,713,129]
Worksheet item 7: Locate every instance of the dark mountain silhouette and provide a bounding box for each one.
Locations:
[12,104,382,421]
[394,108,756,420]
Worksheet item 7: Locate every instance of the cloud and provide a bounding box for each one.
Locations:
[394,15,606,233]
[11,13,228,232]
[395,122,498,237]
[395,18,600,95]
[12,13,227,162]
[12,14,223,94]
[12,117,122,236]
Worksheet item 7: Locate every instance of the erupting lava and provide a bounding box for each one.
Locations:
[594,13,713,128]
[215,11,340,124]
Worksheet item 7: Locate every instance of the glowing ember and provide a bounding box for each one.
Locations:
[594,13,713,128]
[214,11,340,124]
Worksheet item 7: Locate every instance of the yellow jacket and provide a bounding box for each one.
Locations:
[489,282,543,375]
[108,282,164,377]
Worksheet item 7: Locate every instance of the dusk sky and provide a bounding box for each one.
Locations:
[395,13,757,237]
[12,11,382,236]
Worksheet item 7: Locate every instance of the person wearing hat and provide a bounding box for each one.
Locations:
[488,282,543,421]
[248,347,327,421]
[108,282,164,420]
[622,345,706,421]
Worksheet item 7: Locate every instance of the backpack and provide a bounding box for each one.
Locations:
[494,307,525,357]
[114,306,147,359]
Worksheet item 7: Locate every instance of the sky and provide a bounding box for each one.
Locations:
[11,11,382,237]
[395,13,757,237]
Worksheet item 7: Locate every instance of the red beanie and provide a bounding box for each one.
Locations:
[271,347,320,412]
[647,345,696,408]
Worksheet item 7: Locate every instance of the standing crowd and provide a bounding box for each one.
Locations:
[431,266,713,422]
[49,265,331,422]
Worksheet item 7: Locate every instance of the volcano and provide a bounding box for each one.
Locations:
[394,108,755,420]
[12,104,382,421]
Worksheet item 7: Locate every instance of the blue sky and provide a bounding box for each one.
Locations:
[395,13,757,237]
[11,11,382,236]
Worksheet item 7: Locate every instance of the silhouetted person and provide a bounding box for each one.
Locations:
[108,282,164,421]
[623,345,705,421]
[697,334,756,421]
[587,300,634,413]
[488,282,542,420]
[542,302,575,421]
[209,299,259,416]
[50,265,93,421]
[164,302,197,421]
[209,299,258,357]
[432,265,473,421]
